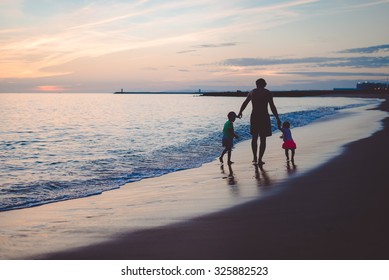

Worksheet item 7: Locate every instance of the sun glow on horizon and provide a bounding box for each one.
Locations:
[36,85,66,92]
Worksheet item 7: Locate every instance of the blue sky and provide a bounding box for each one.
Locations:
[1,0,388,92]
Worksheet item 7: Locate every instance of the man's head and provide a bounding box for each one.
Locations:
[256,78,267,88]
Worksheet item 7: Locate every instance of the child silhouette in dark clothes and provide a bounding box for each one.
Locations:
[219,112,239,165]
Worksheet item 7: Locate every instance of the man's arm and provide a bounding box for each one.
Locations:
[269,96,281,128]
[238,93,251,118]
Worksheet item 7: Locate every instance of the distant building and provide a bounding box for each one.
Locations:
[357,81,389,91]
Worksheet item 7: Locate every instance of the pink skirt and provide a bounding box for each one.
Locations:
[282,140,296,149]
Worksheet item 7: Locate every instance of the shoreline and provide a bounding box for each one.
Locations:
[39,97,389,260]
[200,90,389,98]
[111,90,389,98]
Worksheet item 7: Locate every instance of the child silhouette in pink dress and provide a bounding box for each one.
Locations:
[279,121,297,163]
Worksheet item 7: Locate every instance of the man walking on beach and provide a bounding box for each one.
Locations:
[238,78,281,165]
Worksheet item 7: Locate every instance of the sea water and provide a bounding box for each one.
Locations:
[0,93,379,211]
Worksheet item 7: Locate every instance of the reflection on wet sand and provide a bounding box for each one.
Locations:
[254,164,272,187]
[286,161,297,176]
[220,164,239,196]
[220,164,237,184]
[221,158,299,196]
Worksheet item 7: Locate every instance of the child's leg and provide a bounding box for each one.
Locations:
[284,149,289,161]
[227,148,233,164]
[291,149,295,163]
[220,148,227,163]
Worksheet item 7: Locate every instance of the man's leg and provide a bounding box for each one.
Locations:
[258,136,267,164]
[251,134,258,162]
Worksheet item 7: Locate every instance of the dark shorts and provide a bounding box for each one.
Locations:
[222,137,233,149]
[250,113,272,137]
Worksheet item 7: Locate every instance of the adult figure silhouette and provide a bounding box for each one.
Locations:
[238,78,281,165]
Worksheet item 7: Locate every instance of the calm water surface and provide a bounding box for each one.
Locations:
[0,93,378,211]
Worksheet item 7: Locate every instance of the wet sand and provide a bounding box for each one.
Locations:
[38,97,389,260]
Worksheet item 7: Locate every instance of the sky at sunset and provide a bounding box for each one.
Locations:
[1,0,388,93]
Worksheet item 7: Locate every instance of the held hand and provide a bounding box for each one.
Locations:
[237,113,242,119]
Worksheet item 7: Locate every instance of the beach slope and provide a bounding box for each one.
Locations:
[46,98,389,260]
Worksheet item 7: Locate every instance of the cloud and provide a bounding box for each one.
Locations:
[222,56,389,68]
[222,57,329,66]
[177,42,237,54]
[194,42,237,48]
[339,44,389,54]
[234,0,320,15]
[277,71,388,77]
[177,50,196,54]
[321,56,389,68]
[0,0,325,80]
[347,0,389,9]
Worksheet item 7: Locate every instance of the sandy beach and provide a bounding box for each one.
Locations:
[41,95,389,260]
[0,95,388,260]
